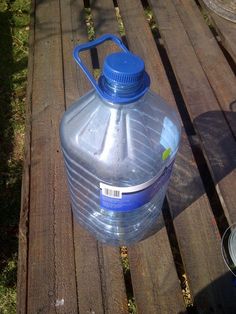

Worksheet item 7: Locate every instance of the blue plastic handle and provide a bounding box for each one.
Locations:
[73,34,129,93]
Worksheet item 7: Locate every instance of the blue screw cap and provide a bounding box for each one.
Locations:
[103,52,145,84]
[73,34,150,104]
[98,51,150,103]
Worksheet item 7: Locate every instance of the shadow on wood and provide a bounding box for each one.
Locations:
[169,110,236,221]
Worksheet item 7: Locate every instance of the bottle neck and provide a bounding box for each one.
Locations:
[97,70,150,104]
[98,76,146,100]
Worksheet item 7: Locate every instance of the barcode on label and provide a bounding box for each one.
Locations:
[102,188,122,199]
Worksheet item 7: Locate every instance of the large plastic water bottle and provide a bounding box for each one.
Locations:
[60,34,181,245]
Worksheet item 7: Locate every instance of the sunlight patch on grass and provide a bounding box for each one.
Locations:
[0,0,30,312]
[115,7,125,37]
[0,256,17,314]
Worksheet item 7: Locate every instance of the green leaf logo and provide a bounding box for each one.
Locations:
[162,148,171,161]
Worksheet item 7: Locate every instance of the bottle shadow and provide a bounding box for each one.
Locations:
[178,271,236,314]
[139,110,236,312]
[169,110,236,221]
[136,110,236,240]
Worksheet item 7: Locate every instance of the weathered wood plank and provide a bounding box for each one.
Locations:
[127,227,185,314]
[98,245,128,313]
[116,1,188,313]
[168,136,236,313]
[150,0,236,311]
[92,1,185,312]
[91,1,128,313]
[61,0,127,313]
[16,0,35,313]
[119,0,236,312]
[200,0,236,64]
[210,11,236,63]
[91,0,120,61]
[151,0,236,225]
[60,0,105,313]
[18,0,236,313]
[27,0,78,312]
[172,0,236,137]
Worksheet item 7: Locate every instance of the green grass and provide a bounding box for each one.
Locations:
[115,7,125,37]
[84,7,95,40]
[120,247,137,314]
[144,7,158,36]
[0,0,30,312]
[196,2,214,27]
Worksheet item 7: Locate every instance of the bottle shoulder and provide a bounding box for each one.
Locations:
[60,89,181,185]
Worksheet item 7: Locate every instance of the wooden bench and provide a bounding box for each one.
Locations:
[200,0,236,64]
[17,0,236,313]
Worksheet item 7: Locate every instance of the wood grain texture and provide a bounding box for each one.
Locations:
[91,0,120,62]
[93,1,185,312]
[168,133,236,313]
[61,0,127,313]
[60,0,105,313]
[16,0,35,313]
[128,224,186,314]
[91,1,128,313]
[205,3,236,64]
[119,0,236,312]
[18,0,236,313]
[27,0,78,312]
[98,245,128,313]
[151,0,236,225]
[117,1,187,313]
[172,0,236,137]
[211,11,236,63]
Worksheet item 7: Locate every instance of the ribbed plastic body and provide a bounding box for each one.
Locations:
[60,90,181,245]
